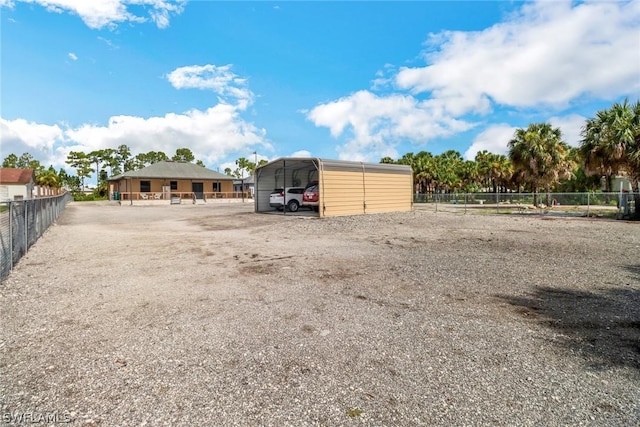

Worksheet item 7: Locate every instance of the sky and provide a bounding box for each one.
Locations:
[1,0,639,182]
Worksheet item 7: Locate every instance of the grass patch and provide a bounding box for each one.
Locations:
[346,408,363,418]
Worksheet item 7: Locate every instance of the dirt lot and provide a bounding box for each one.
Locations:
[1,202,639,426]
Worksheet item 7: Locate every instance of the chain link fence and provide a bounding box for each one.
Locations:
[1,192,73,281]
[414,192,638,218]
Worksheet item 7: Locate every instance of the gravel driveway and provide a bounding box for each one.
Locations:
[1,202,639,426]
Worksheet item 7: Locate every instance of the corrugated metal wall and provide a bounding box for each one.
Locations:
[255,158,412,218]
[319,160,412,218]
[320,170,365,217]
[363,170,413,214]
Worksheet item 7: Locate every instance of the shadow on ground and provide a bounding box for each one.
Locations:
[500,265,640,370]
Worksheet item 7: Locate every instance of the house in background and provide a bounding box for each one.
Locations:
[107,161,237,202]
[234,174,254,197]
[0,168,35,202]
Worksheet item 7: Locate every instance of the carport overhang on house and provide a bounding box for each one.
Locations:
[254,157,413,218]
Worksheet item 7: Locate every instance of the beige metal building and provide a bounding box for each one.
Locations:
[254,158,413,218]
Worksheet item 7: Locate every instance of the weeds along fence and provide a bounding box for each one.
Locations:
[413,192,638,218]
[0,192,73,281]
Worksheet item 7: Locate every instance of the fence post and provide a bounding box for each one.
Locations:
[587,192,590,217]
[9,202,13,271]
[24,202,28,253]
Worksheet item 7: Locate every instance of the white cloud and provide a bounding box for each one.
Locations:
[68,52,78,61]
[0,62,268,178]
[1,106,270,171]
[0,118,65,166]
[463,114,587,161]
[97,36,118,50]
[65,105,268,166]
[2,0,186,29]
[308,1,638,161]
[167,64,253,108]
[463,124,517,161]
[396,1,640,113]
[549,114,586,147]
[308,90,475,162]
[290,150,311,158]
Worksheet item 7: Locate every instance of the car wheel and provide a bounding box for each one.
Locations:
[286,200,299,212]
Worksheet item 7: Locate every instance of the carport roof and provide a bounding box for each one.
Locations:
[108,161,233,181]
[256,157,412,174]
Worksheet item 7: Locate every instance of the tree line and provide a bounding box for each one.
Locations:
[2,145,266,197]
[383,100,639,203]
[3,100,638,210]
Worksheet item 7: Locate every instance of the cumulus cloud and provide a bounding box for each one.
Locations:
[549,114,586,147]
[308,90,475,162]
[68,52,78,61]
[167,64,253,108]
[1,0,186,29]
[1,118,65,166]
[463,124,517,161]
[1,106,270,171]
[0,118,67,170]
[0,62,268,177]
[290,150,311,158]
[309,1,638,161]
[396,0,640,112]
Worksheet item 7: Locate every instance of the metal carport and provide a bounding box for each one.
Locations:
[254,158,413,218]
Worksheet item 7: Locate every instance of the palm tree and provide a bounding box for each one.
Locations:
[492,154,514,193]
[508,123,573,206]
[580,109,620,191]
[380,156,396,164]
[432,150,464,194]
[580,100,640,217]
[474,150,492,191]
[413,151,434,194]
[35,166,61,192]
[460,160,480,192]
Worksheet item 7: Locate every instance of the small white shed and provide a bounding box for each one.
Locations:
[0,168,35,201]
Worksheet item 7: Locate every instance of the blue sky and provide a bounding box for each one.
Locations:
[1,0,639,180]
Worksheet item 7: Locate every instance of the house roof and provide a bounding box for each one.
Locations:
[108,161,233,181]
[233,174,254,185]
[0,168,35,185]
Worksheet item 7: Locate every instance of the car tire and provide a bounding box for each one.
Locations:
[286,200,300,212]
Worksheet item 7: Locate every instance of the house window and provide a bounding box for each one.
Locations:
[213,182,221,192]
[170,181,178,191]
[140,181,151,192]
